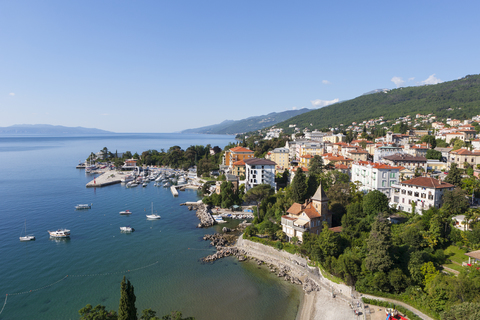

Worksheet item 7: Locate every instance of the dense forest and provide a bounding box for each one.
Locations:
[272,74,480,133]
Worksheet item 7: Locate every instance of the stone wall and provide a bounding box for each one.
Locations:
[236,236,353,299]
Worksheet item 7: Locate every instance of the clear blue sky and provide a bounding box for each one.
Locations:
[1,1,479,133]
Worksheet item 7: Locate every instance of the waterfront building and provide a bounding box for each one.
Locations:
[389,177,454,214]
[281,184,332,241]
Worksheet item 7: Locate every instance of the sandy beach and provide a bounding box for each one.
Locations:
[236,236,358,320]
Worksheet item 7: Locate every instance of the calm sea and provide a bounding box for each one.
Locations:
[0,133,301,320]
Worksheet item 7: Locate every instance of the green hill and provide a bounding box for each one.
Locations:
[274,74,480,133]
[181,108,311,134]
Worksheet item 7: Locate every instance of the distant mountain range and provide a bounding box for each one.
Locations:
[0,124,113,135]
[181,108,312,135]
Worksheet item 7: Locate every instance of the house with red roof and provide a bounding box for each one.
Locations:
[448,148,480,169]
[281,184,332,241]
[223,146,255,168]
[390,177,455,214]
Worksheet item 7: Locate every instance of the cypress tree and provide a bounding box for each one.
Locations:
[291,167,307,203]
[119,276,137,320]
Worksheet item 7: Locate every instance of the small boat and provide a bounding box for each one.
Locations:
[20,220,35,241]
[120,226,134,232]
[142,182,148,187]
[120,210,132,215]
[48,229,70,238]
[212,215,227,223]
[75,204,91,210]
[146,202,161,220]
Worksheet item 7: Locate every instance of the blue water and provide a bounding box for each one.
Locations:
[0,133,301,320]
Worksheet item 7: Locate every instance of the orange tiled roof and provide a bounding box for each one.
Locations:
[450,148,475,155]
[232,160,246,166]
[335,163,349,169]
[301,154,314,158]
[229,146,254,153]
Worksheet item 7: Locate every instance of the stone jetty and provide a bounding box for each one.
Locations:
[86,170,123,188]
[180,201,214,228]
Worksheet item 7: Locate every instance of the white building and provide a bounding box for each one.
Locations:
[390,177,454,214]
[244,158,277,191]
[351,161,401,198]
[373,146,404,162]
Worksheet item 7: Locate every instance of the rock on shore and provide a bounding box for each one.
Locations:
[195,203,215,228]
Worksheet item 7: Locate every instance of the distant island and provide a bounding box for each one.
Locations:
[0,124,113,135]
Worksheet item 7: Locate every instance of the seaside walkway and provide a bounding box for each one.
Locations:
[236,236,435,320]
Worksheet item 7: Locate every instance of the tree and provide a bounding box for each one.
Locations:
[244,184,274,222]
[291,167,307,203]
[426,149,442,160]
[161,311,195,320]
[442,187,469,217]
[445,163,462,187]
[141,309,160,320]
[442,302,480,320]
[308,155,324,177]
[119,276,137,320]
[365,218,393,273]
[421,135,436,149]
[306,174,318,199]
[79,304,118,320]
[363,190,389,217]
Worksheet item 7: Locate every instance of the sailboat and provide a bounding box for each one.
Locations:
[146,202,161,220]
[19,220,35,241]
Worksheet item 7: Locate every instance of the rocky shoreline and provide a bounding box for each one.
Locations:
[200,232,321,295]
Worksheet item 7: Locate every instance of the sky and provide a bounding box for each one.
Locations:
[1,1,480,133]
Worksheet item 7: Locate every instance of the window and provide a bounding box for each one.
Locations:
[414,192,419,197]
[407,191,412,196]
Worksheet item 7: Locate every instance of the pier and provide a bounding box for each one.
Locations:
[170,186,179,196]
[86,170,124,188]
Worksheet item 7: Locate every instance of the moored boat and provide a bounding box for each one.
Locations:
[48,229,71,238]
[120,226,134,232]
[120,210,132,215]
[20,220,35,241]
[75,204,91,210]
[146,202,161,220]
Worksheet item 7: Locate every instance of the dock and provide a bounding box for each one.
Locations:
[86,170,123,188]
[170,186,179,196]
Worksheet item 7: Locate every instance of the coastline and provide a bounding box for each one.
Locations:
[235,235,357,320]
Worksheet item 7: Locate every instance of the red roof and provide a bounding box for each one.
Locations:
[353,161,402,170]
[450,148,475,155]
[301,154,314,158]
[335,163,349,169]
[229,146,254,153]
[401,177,454,189]
[232,160,246,166]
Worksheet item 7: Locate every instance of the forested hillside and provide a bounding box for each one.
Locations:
[275,74,480,132]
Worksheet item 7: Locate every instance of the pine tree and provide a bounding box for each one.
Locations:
[445,163,462,187]
[119,276,137,320]
[365,218,393,273]
[291,167,307,203]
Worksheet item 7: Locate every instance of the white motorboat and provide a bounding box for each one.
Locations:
[142,182,148,187]
[19,220,35,241]
[146,202,161,220]
[212,215,227,223]
[75,204,91,210]
[119,210,132,215]
[48,229,71,238]
[120,226,134,232]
